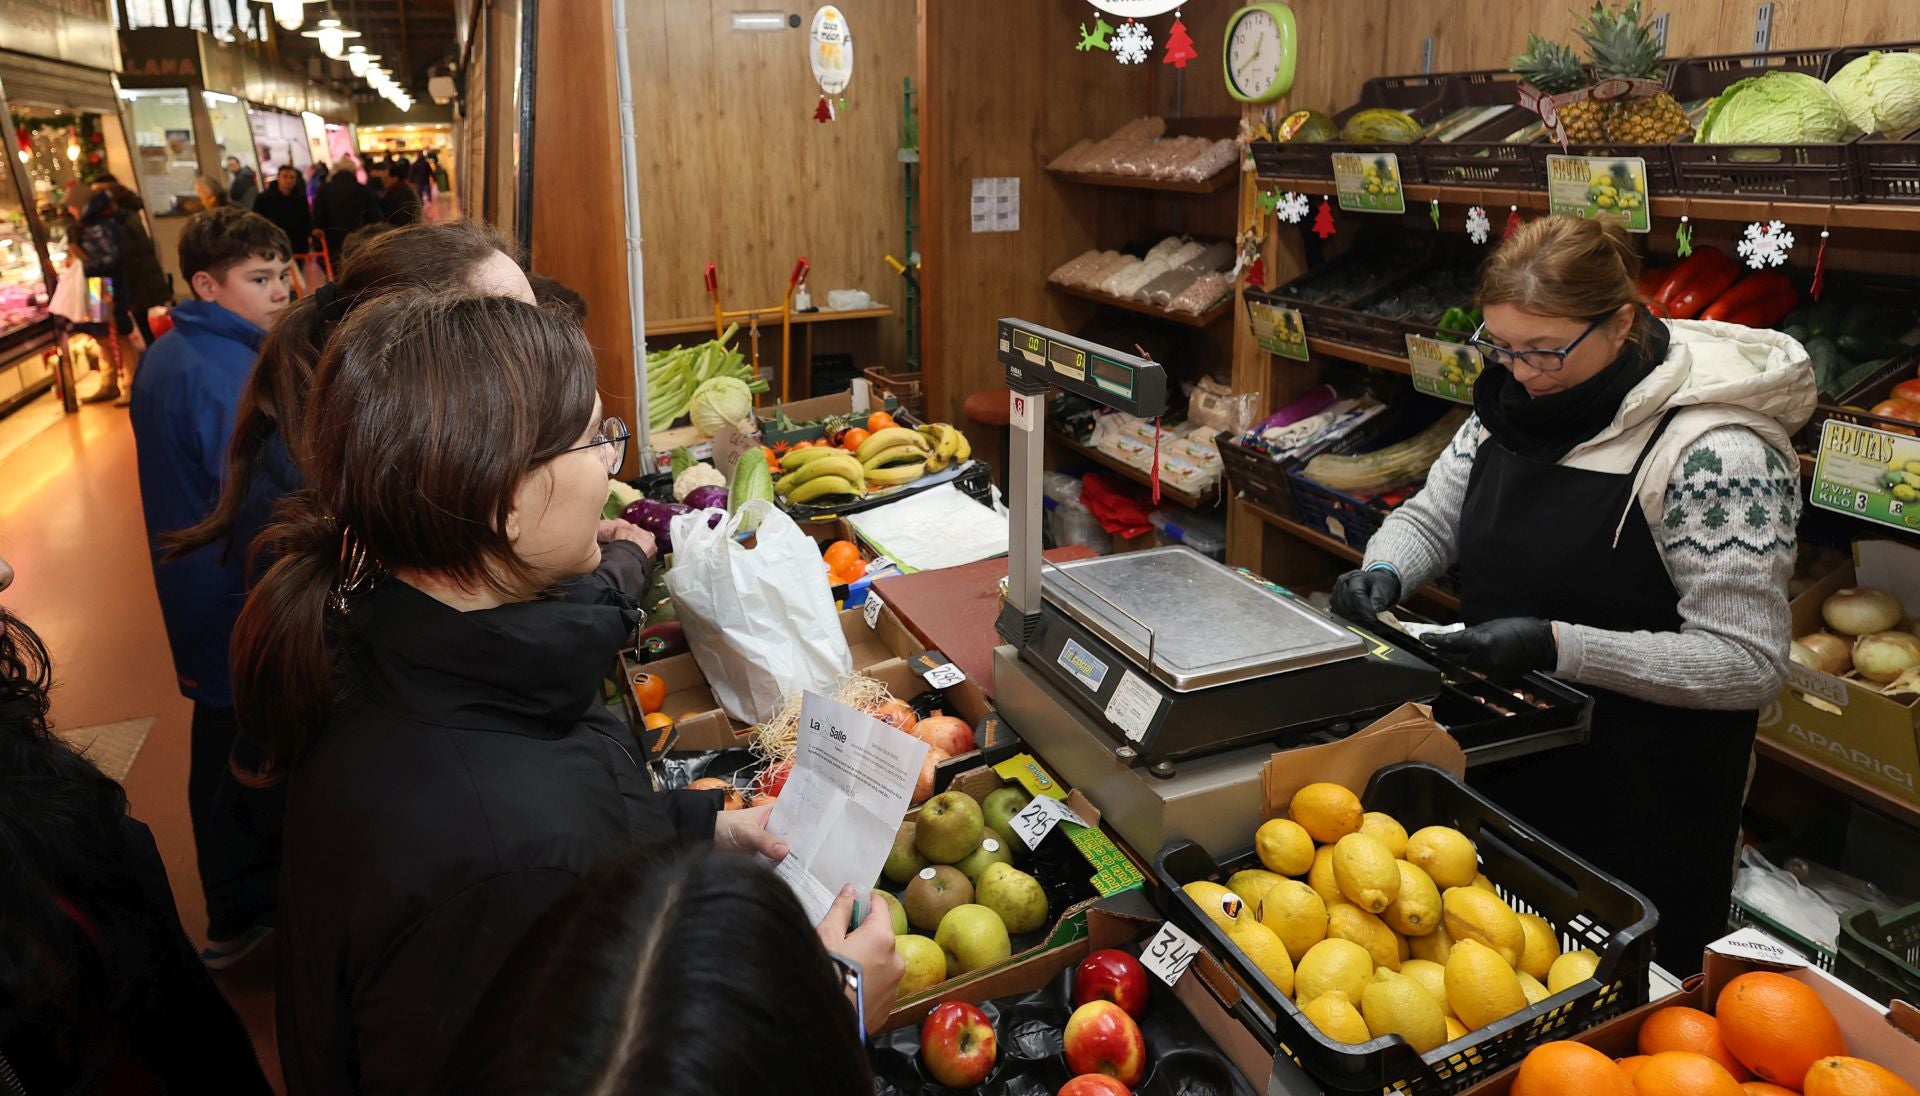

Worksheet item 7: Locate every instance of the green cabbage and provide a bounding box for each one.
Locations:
[1828,51,1920,137]
[1697,71,1862,144]
[687,376,755,438]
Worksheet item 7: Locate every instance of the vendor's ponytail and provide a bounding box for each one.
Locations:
[228,496,344,775]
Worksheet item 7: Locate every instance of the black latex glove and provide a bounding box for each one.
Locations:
[1329,567,1402,623]
[1424,617,1557,676]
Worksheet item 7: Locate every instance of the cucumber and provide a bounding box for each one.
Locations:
[1807,301,1841,337]
[1781,324,1809,344]
[1779,307,1809,330]
[1837,333,1909,362]
[1805,336,1846,394]
[1839,302,1913,341]
[1836,358,1892,397]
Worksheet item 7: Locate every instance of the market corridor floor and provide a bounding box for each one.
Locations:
[0,398,283,1091]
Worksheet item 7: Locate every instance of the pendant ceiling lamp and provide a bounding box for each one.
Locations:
[271,0,322,32]
[302,17,361,60]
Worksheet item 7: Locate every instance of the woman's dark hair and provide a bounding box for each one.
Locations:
[528,272,588,322]
[230,291,596,772]
[446,845,873,1095]
[163,219,514,564]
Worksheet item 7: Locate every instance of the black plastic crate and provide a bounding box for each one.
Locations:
[1251,74,1446,184]
[1668,48,1856,200]
[1288,463,1394,550]
[1153,762,1657,1096]
[1835,902,1920,1006]
[1416,70,1541,189]
[1256,243,1430,340]
[1218,430,1302,518]
[1520,58,1686,192]
[1827,42,1920,203]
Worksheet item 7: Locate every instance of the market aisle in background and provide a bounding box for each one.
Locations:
[0,400,282,1092]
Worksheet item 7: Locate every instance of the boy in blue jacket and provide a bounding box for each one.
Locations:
[130,207,291,967]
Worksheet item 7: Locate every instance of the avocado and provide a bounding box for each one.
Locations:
[1781,324,1809,344]
[1837,332,1909,362]
[1805,335,1846,394]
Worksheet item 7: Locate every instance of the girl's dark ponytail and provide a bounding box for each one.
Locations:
[228,493,345,775]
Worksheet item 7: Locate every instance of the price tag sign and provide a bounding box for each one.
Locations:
[863,592,885,629]
[1006,793,1088,849]
[923,663,966,689]
[1333,151,1406,214]
[1247,299,1309,362]
[1140,921,1202,987]
[1405,334,1484,405]
[1809,418,1920,533]
[1546,154,1651,234]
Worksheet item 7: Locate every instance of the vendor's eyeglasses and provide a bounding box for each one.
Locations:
[1469,317,1605,374]
[566,416,630,474]
[828,951,866,1042]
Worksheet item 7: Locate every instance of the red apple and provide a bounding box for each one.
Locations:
[1072,949,1150,1018]
[920,1000,997,1087]
[1063,1000,1146,1087]
[1059,1075,1131,1095]
[914,711,977,757]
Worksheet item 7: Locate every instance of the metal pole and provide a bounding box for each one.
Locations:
[612,0,653,471]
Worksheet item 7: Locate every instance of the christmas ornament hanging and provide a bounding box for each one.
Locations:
[1736,219,1795,269]
[1162,12,1198,68]
[1277,191,1310,225]
[1430,198,1441,229]
[1503,205,1523,240]
[1674,215,1694,258]
[1466,205,1491,244]
[1311,197,1336,239]
[1112,19,1152,64]
[1076,15,1114,51]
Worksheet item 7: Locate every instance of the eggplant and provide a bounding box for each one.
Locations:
[622,498,692,553]
[683,484,730,512]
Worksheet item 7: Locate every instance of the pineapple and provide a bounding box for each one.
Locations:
[1575,0,1691,143]
[1512,34,1607,144]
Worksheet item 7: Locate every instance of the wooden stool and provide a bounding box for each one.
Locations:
[963,388,1012,492]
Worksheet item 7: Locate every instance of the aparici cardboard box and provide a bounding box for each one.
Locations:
[1761,539,1920,808]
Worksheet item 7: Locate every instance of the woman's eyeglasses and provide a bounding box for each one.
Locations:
[565,416,631,474]
[1469,317,1605,374]
[828,951,866,1042]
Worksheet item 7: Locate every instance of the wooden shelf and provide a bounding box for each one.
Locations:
[1307,337,1413,375]
[1047,429,1219,509]
[1255,176,1920,234]
[1242,499,1462,612]
[1046,166,1238,195]
[645,305,892,338]
[1755,736,1920,830]
[1049,282,1232,328]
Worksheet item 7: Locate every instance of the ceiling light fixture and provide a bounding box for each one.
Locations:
[271,0,322,32]
[301,17,361,60]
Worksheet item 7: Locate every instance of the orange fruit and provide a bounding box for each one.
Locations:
[1743,1084,1802,1096]
[839,427,871,452]
[1618,1055,1650,1082]
[630,672,667,714]
[642,711,674,731]
[1513,1042,1633,1096]
[867,411,897,433]
[823,540,862,572]
[1639,1006,1751,1080]
[1803,1056,1920,1096]
[1717,973,1849,1089]
[1633,1051,1745,1096]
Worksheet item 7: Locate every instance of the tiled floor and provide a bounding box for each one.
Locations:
[0,399,282,1090]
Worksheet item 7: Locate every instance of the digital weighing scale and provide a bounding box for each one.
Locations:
[988,319,1591,859]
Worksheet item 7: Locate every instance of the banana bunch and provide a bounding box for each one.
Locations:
[916,423,972,473]
[776,447,866,505]
[774,423,976,505]
[856,426,934,486]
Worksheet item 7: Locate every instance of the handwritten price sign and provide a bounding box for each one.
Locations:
[1006,794,1088,850]
[1140,921,1202,987]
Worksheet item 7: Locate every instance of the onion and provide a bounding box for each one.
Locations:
[1852,631,1920,683]
[873,698,918,734]
[912,746,950,804]
[1795,632,1852,676]
[1822,587,1905,636]
[1790,640,1820,670]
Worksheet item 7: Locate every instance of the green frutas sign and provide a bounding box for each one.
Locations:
[1406,335,1483,405]
[1248,300,1309,361]
[1333,152,1406,214]
[1809,418,1920,532]
[1546,155,1651,234]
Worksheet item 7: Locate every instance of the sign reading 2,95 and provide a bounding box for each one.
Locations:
[1809,418,1920,532]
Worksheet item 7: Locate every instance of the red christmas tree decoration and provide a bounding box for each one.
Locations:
[1162,16,1198,68]
[1244,254,1266,290]
[813,96,834,123]
[1503,206,1524,240]
[1811,230,1830,300]
[1311,198,1337,239]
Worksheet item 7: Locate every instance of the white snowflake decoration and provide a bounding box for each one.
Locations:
[1112,19,1152,64]
[1737,219,1796,269]
[1278,191,1311,224]
[1466,206,1492,245]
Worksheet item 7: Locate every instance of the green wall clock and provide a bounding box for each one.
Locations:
[1223,3,1297,103]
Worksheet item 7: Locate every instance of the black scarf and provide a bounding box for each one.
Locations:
[1474,315,1670,463]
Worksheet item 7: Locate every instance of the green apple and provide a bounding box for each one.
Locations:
[884,822,929,885]
[914,791,984,864]
[896,933,947,996]
[981,785,1032,844]
[976,861,1049,934]
[935,903,1012,978]
[953,827,1014,883]
[877,891,909,935]
[902,864,972,933]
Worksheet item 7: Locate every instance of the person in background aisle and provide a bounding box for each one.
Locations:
[105,184,170,345]
[1329,215,1814,974]
[379,162,421,226]
[193,173,231,211]
[225,155,259,209]
[0,555,273,1094]
[408,152,435,205]
[231,292,767,1095]
[254,165,315,293]
[448,845,898,1095]
[429,150,450,195]
[313,156,381,271]
[307,161,328,204]
[128,208,293,970]
[67,189,130,404]
[528,272,588,322]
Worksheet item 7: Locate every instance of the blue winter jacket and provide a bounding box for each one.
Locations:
[130,300,267,708]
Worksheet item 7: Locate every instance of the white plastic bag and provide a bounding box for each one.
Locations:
[664,500,852,724]
[48,258,88,323]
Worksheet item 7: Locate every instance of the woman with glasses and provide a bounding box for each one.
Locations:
[1330,215,1815,974]
[228,292,824,1094]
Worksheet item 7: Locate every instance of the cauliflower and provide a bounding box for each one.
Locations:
[672,463,728,502]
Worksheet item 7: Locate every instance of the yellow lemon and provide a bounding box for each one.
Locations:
[1227,868,1286,915]
[1229,919,1295,998]
[1295,938,1373,1005]
[1406,826,1478,889]
[1408,924,1454,965]
[1444,1015,1468,1043]
[1359,812,1409,858]
[1361,968,1449,1053]
[1328,903,1401,972]
[1254,818,1316,876]
[1259,879,1329,962]
[1517,971,1549,1005]
[1290,782,1364,844]
[1300,990,1371,1045]
[1516,912,1561,982]
[1546,948,1598,995]
[1332,834,1400,913]
[1470,873,1497,894]
[1182,880,1246,934]
[1441,886,1525,969]
[1307,845,1345,909]
[1396,959,1455,1018]
[1383,861,1442,937]
[1444,938,1527,1031]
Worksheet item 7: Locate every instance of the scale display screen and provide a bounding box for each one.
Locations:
[1047,341,1086,381]
[1090,355,1133,398]
[997,318,1167,418]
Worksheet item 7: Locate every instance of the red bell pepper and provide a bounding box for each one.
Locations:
[1700,272,1799,328]
[1637,265,1674,302]
[1666,255,1743,319]
[1652,247,1734,311]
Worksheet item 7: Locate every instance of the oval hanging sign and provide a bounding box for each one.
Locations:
[810,6,853,95]
[1089,1,1187,16]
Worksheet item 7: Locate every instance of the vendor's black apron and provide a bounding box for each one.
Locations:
[1456,411,1755,976]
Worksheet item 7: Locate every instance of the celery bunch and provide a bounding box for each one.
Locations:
[645,323,769,434]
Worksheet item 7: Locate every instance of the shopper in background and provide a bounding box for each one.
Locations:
[105,183,171,346]
[429,150,450,194]
[128,208,293,969]
[254,165,315,293]
[0,555,272,1093]
[231,292,770,1094]
[1330,215,1814,973]
[66,189,129,404]
[408,151,435,205]
[225,155,259,209]
[193,173,231,211]
[448,845,895,1094]
[313,155,381,270]
[380,162,421,226]
[306,161,328,204]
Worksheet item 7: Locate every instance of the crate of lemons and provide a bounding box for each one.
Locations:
[1179,782,1598,1057]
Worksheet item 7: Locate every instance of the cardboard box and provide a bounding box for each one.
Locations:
[1260,701,1469,817]
[756,383,899,447]
[1760,539,1920,808]
[1456,929,1920,1096]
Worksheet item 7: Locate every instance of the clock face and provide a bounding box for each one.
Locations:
[1229,10,1282,98]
